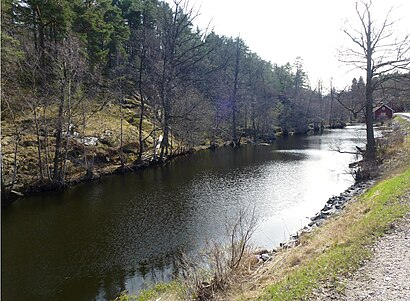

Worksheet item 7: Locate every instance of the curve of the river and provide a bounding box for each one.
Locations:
[2,125,368,301]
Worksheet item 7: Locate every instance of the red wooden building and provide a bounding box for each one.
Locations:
[374,104,394,120]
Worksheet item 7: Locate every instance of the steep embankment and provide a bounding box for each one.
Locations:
[1,98,214,204]
[1,99,152,200]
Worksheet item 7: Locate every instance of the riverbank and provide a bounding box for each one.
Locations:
[0,97,233,207]
[2,134,273,207]
[1,110,343,207]
[246,167,409,301]
[117,116,410,300]
[2,91,352,208]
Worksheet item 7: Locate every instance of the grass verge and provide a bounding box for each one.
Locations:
[257,166,410,301]
[114,281,185,301]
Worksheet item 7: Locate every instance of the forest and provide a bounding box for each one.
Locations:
[1,0,410,202]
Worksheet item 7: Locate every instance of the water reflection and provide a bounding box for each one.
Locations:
[2,125,367,301]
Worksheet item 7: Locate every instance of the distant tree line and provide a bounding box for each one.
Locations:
[1,0,409,193]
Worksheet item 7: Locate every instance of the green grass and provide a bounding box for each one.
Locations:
[395,116,410,129]
[261,167,410,301]
[114,281,185,301]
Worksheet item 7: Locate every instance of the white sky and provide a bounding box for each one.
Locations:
[166,0,410,90]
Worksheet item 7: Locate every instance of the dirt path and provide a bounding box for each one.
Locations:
[317,207,410,300]
[317,115,410,301]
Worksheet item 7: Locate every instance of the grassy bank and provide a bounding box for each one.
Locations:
[255,167,409,300]
[115,282,185,301]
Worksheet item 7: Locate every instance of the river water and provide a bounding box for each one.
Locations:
[2,125,367,301]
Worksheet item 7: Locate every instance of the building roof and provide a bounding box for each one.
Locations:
[373,104,394,113]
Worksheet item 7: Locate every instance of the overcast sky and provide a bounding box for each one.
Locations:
[166,0,410,91]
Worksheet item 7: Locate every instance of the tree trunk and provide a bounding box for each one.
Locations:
[232,38,240,147]
[43,104,52,182]
[137,19,147,162]
[159,58,171,161]
[365,20,376,161]
[33,102,44,181]
[365,82,376,160]
[31,70,44,181]
[329,81,334,128]
[61,79,72,184]
[138,95,145,162]
[52,85,65,183]
[81,102,90,173]
[153,122,157,161]
[251,103,256,141]
[119,91,124,168]
[160,106,170,160]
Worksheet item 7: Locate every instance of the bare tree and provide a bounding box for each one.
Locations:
[176,206,259,300]
[50,35,87,184]
[156,0,210,161]
[331,77,366,125]
[1,99,21,202]
[231,37,241,147]
[340,0,410,160]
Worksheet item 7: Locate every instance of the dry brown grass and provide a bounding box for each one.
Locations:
[378,117,410,176]
[1,100,183,193]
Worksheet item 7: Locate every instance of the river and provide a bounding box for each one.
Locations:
[1,125,367,301]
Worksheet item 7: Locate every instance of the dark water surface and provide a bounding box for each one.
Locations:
[2,125,367,301]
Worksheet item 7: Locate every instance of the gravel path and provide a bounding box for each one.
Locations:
[315,117,410,301]
[317,210,410,301]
